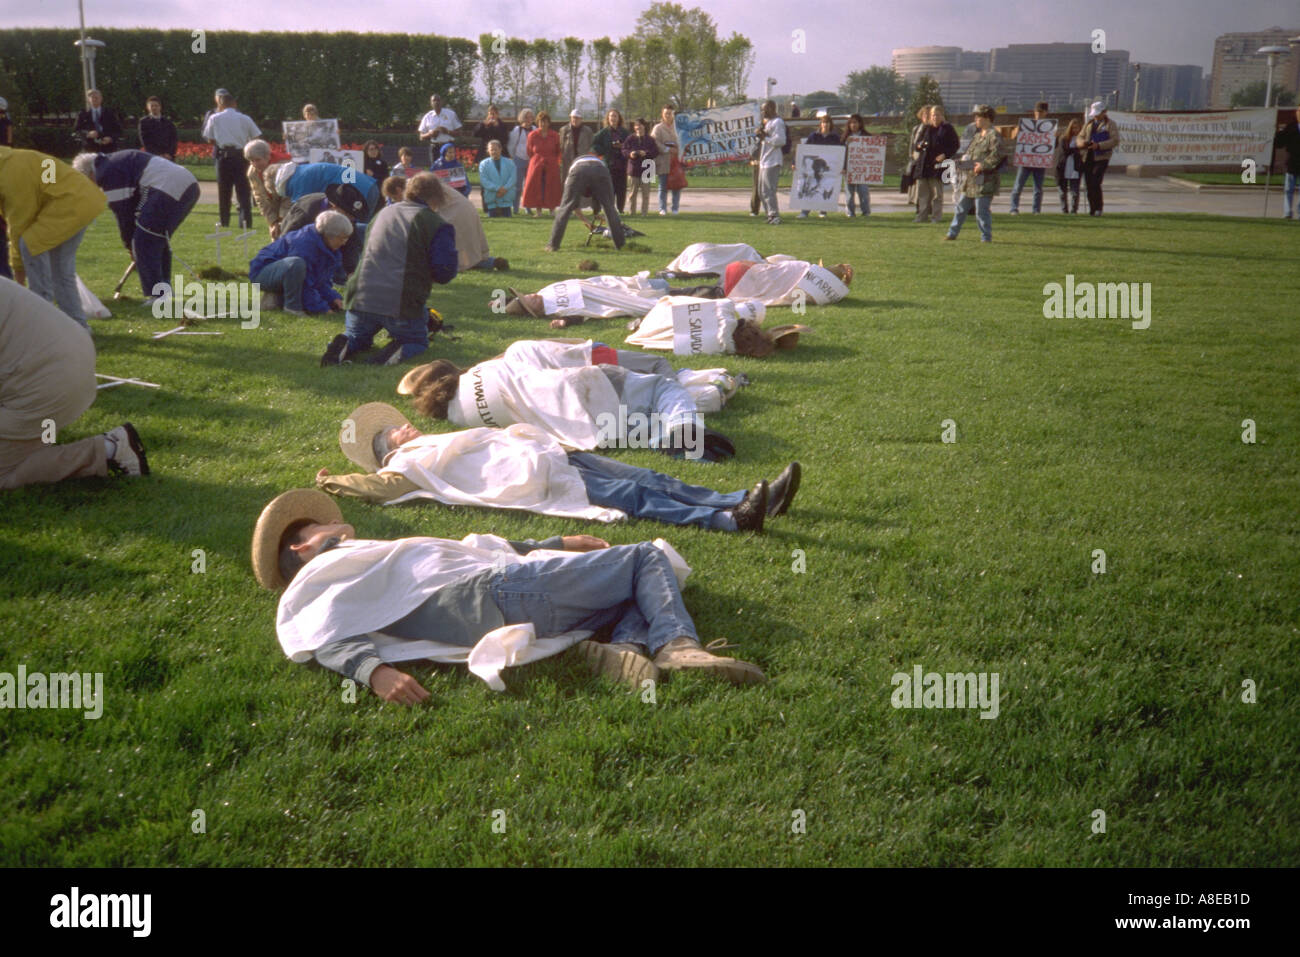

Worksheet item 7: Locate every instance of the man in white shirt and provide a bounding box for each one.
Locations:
[756,99,787,225]
[201,92,261,228]
[418,94,462,166]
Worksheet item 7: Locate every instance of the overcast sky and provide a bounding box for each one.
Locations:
[5,0,1297,99]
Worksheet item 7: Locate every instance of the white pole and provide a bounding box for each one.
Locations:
[77,0,90,96]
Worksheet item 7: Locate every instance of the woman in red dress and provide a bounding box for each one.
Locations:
[521,111,561,214]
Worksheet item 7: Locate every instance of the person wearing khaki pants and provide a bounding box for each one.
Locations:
[0,278,150,489]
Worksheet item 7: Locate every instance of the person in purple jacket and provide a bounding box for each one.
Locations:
[72,150,199,303]
[249,210,353,315]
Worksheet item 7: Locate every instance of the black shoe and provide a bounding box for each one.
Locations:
[729,481,767,533]
[367,341,404,365]
[494,257,509,271]
[320,334,351,367]
[766,461,801,516]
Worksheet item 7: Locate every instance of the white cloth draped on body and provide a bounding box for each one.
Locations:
[380,424,626,522]
[625,296,765,354]
[448,360,621,450]
[276,534,692,691]
[536,273,665,318]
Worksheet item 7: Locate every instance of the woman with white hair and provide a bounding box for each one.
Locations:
[244,139,292,238]
[72,149,199,303]
[248,209,352,314]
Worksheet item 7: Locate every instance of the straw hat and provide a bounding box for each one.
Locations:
[251,488,343,590]
[340,401,410,472]
[768,324,813,350]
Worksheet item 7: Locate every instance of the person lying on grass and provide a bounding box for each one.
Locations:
[393,353,736,460]
[659,242,854,307]
[252,487,767,699]
[455,336,746,414]
[316,402,802,533]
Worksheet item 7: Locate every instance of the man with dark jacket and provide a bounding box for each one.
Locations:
[1274,107,1300,220]
[277,183,369,279]
[915,105,959,224]
[250,210,351,315]
[74,89,122,154]
[137,96,178,159]
[321,172,458,366]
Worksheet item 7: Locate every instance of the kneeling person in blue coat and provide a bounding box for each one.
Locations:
[250,210,352,314]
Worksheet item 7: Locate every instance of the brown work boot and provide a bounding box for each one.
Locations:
[652,637,766,685]
[577,640,659,690]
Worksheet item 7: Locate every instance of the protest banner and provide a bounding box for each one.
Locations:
[790,144,844,211]
[309,148,363,171]
[283,119,340,163]
[1108,109,1275,166]
[1013,117,1058,168]
[675,103,761,168]
[846,136,887,185]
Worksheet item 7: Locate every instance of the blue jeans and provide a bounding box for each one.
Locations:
[1285,172,1297,218]
[19,228,87,326]
[489,542,698,654]
[600,367,700,450]
[567,452,745,530]
[657,173,680,213]
[343,308,428,360]
[134,181,200,297]
[1010,167,1044,213]
[846,184,871,216]
[251,256,307,312]
[948,195,993,242]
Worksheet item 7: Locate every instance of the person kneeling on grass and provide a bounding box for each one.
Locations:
[252,488,767,701]
[0,278,149,489]
[414,172,508,272]
[275,182,370,280]
[316,402,801,534]
[320,172,458,367]
[249,210,351,315]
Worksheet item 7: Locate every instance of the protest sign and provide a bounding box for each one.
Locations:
[1108,109,1275,166]
[283,119,340,163]
[675,103,761,168]
[790,144,844,211]
[846,136,887,185]
[309,148,363,171]
[1013,117,1058,168]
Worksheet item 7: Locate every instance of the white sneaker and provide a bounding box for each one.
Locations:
[658,210,667,216]
[105,422,150,477]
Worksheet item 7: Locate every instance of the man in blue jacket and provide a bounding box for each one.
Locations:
[71,150,199,303]
[273,162,381,222]
[250,210,352,315]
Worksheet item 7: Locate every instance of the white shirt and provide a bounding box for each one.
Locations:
[139,155,198,201]
[418,107,462,139]
[508,125,534,162]
[201,108,260,148]
[759,117,787,169]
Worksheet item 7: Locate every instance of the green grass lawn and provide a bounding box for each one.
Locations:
[1,205,1297,866]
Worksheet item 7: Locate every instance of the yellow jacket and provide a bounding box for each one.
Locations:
[0,147,107,276]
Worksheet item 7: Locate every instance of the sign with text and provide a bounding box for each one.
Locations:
[675,103,761,168]
[1108,109,1275,166]
[1013,117,1058,168]
[846,135,887,185]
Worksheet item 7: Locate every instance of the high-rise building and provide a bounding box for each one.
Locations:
[1133,64,1206,109]
[1209,28,1300,106]
[927,71,1026,112]
[892,46,963,79]
[990,43,1131,112]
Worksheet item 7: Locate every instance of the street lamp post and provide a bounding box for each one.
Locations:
[766,77,777,103]
[74,37,106,93]
[1132,64,1141,110]
[1257,45,1289,218]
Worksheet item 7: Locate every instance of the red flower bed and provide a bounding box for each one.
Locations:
[174,141,292,162]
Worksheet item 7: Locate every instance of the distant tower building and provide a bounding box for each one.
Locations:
[892,46,963,79]
[927,72,1026,113]
[1133,64,1206,109]
[1209,27,1300,106]
[990,42,1130,113]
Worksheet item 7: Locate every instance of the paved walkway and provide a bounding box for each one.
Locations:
[195,176,1290,219]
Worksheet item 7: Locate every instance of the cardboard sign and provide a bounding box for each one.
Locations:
[1013,118,1058,169]
[671,300,724,355]
[309,148,364,170]
[790,144,845,211]
[432,165,469,191]
[845,136,886,185]
[283,119,340,164]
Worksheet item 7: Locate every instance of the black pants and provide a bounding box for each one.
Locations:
[1058,178,1081,213]
[549,163,625,249]
[750,163,762,215]
[216,149,252,228]
[611,168,627,213]
[1083,159,1109,214]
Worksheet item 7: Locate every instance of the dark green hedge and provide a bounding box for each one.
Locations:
[0,29,477,130]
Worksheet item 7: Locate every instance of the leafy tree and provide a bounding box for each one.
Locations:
[561,37,586,111]
[641,36,669,115]
[839,66,909,114]
[529,38,559,114]
[589,37,616,113]
[1230,80,1294,107]
[479,33,504,109]
[907,74,944,119]
[614,36,641,116]
[504,38,531,113]
[721,33,754,104]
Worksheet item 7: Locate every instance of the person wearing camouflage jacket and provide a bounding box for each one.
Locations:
[946,105,1004,242]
